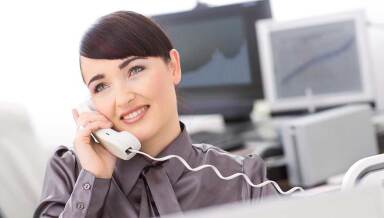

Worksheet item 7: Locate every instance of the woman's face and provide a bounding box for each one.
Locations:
[80,49,181,144]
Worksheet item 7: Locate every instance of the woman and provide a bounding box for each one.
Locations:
[34,11,278,218]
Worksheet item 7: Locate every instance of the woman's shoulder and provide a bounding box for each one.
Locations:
[45,145,81,177]
[191,143,266,175]
[51,145,77,162]
[192,143,244,162]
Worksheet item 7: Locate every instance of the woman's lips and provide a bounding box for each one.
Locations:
[120,105,149,124]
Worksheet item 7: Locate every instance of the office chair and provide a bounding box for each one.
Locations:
[341,153,384,190]
[0,103,48,218]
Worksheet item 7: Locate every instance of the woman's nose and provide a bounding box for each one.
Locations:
[115,85,136,108]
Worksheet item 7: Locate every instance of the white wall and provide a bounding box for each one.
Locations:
[369,26,384,111]
[0,0,197,151]
[1,0,384,150]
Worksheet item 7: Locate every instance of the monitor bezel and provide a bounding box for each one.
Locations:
[257,10,374,113]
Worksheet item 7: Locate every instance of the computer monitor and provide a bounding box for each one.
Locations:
[152,0,272,123]
[257,10,374,114]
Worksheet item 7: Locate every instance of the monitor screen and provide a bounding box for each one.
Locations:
[169,16,252,88]
[271,21,362,99]
[257,11,374,113]
[153,0,271,121]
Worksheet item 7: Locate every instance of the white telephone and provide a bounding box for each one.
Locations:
[76,100,141,160]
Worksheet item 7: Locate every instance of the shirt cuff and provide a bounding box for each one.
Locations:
[63,169,111,217]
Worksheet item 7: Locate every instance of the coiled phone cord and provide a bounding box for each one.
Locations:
[128,149,304,195]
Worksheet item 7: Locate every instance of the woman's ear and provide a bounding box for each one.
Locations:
[168,49,182,85]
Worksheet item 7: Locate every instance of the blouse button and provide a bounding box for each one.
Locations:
[83,183,91,190]
[76,202,85,210]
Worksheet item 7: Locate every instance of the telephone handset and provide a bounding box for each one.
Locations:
[76,100,141,160]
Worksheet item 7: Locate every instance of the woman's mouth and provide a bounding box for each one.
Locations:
[120,105,149,124]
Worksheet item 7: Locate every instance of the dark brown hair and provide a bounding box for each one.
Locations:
[80,11,173,61]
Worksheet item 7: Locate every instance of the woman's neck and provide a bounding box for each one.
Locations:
[140,118,181,157]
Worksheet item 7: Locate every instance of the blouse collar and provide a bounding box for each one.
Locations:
[113,122,193,196]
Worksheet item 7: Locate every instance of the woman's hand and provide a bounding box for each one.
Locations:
[72,109,117,179]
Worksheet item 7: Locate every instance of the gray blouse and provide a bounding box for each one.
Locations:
[34,122,279,218]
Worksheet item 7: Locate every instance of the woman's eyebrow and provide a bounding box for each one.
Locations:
[119,56,147,69]
[87,74,105,87]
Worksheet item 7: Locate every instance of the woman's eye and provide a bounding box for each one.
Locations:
[94,83,107,93]
[129,66,145,76]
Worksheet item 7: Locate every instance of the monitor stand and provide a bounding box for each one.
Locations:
[223,115,255,134]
